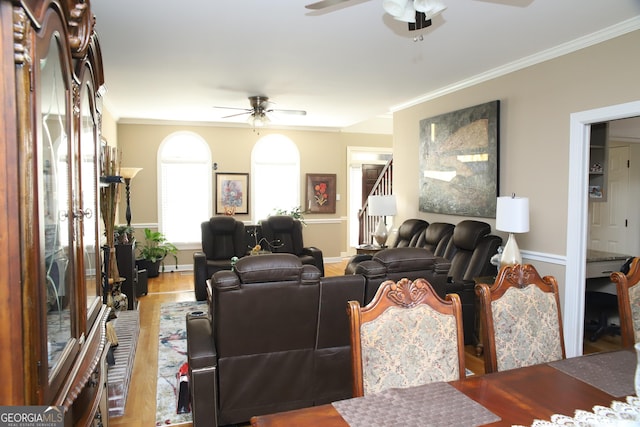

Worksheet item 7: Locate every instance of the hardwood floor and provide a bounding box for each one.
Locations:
[108,259,621,426]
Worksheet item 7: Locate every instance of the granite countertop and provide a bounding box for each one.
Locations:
[586,249,630,263]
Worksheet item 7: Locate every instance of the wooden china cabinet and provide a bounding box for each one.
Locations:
[0,0,109,424]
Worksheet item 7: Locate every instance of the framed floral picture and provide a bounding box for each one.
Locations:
[216,172,249,215]
[306,173,336,213]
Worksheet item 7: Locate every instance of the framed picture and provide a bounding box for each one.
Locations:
[306,173,336,213]
[589,185,603,199]
[216,173,249,214]
[418,100,500,218]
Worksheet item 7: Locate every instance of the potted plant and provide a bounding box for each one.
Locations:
[136,228,178,278]
[114,225,135,245]
[273,206,306,226]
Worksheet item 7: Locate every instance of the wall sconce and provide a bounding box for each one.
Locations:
[368,195,397,248]
[495,194,529,267]
[120,167,143,227]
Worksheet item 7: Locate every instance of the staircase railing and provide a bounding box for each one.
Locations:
[358,159,393,245]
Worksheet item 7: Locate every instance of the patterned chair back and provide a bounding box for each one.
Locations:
[612,257,640,347]
[475,264,566,374]
[348,277,466,397]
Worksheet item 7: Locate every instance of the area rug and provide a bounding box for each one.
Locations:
[156,300,207,426]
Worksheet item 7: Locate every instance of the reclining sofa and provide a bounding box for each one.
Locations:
[186,254,375,426]
[353,220,501,345]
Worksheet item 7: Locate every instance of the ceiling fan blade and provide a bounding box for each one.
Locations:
[305,0,352,9]
[269,109,307,116]
[221,111,251,119]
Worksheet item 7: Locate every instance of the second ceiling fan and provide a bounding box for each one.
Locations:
[215,96,307,128]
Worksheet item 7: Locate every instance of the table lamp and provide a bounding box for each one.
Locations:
[368,195,397,248]
[495,194,529,267]
[120,167,143,227]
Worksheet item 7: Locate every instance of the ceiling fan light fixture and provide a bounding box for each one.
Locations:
[393,3,418,22]
[248,112,270,128]
[382,0,409,17]
[413,0,446,18]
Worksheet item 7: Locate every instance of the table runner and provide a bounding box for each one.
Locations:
[331,382,500,427]
[548,349,635,397]
[513,395,640,427]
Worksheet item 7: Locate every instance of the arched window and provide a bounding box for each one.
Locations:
[158,132,211,244]
[252,135,300,222]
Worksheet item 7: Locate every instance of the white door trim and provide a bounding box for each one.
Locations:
[565,100,640,357]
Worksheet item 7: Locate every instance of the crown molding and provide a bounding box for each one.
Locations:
[391,16,640,112]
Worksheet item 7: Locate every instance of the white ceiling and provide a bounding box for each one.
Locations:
[91,0,640,134]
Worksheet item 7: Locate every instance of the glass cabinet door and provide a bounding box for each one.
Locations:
[79,78,101,322]
[40,34,74,376]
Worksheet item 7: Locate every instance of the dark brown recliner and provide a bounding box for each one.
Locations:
[415,222,455,256]
[186,254,364,426]
[344,218,430,275]
[392,218,429,248]
[260,215,324,275]
[193,217,247,301]
[439,220,502,344]
[354,247,452,303]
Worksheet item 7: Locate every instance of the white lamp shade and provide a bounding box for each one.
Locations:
[120,167,143,180]
[368,195,397,216]
[382,0,409,17]
[496,196,530,233]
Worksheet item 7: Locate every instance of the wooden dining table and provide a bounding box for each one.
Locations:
[250,349,635,427]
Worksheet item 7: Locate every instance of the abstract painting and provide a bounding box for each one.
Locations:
[418,100,500,217]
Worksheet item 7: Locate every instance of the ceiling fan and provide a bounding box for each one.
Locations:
[214,96,307,128]
[306,0,446,31]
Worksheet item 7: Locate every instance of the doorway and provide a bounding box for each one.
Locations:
[347,147,393,248]
[565,100,640,357]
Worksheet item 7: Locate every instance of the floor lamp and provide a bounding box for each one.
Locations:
[368,195,397,248]
[496,194,529,267]
[120,167,143,227]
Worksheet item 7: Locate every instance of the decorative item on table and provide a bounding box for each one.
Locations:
[100,144,123,301]
[223,205,236,215]
[368,194,397,248]
[495,194,529,267]
[230,256,239,271]
[250,238,283,255]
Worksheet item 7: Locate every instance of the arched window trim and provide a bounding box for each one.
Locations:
[251,134,300,223]
[157,131,212,247]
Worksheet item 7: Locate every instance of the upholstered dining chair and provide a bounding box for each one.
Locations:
[475,264,566,374]
[611,257,640,347]
[348,277,466,397]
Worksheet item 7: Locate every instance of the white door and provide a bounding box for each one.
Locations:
[589,145,629,253]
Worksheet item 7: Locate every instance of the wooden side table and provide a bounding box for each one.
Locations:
[356,245,385,256]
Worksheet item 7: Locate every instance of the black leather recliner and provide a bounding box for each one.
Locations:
[439,220,502,344]
[260,215,325,275]
[392,218,429,248]
[344,218,444,274]
[193,217,247,301]
[354,247,452,303]
[415,222,455,256]
[186,254,365,426]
